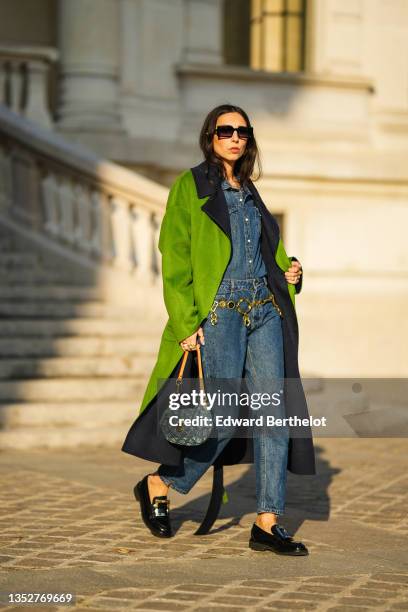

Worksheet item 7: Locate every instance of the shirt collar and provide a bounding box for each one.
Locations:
[221,174,249,192]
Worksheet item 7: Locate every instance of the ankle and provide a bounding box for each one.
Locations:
[255,513,279,530]
[148,473,170,492]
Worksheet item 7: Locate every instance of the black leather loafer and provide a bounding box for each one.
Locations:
[134,475,173,538]
[249,523,309,556]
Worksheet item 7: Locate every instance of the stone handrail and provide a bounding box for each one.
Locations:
[0,104,167,286]
[0,45,58,129]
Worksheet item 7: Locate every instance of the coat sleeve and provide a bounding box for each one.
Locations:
[158,175,201,344]
[275,238,303,295]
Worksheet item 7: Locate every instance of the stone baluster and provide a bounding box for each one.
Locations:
[0,146,12,210]
[90,190,104,258]
[152,213,162,280]
[42,173,60,236]
[74,184,92,252]
[59,179,76,244]
[0,98,167,281]
[109,195,133,271]
[0,60,6,105]
[0,46,57,126]
[9,60,22,114]
[24,59,54,128]
[130,205,153,283]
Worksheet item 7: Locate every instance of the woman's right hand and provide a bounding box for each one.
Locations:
[179,327,205,351]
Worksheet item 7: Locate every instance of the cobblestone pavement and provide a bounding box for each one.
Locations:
[0,438,407,611]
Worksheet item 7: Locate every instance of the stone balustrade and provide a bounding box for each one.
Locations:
[0,45,58,129]
[0,104,166,288]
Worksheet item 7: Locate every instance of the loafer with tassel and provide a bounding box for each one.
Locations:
[134,475,173,538]
[249,523,309,555]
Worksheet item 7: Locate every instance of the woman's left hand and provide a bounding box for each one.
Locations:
[285,260,303,285]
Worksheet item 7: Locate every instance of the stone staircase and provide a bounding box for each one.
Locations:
[0,226,165,449]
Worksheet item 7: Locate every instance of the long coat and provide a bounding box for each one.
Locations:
[122,160,316,526]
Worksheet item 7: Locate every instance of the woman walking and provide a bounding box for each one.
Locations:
[122,104,315,555]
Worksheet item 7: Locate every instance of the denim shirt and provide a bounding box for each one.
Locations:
[220,177,268,280]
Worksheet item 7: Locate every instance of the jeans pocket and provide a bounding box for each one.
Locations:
[214,291,232,303]
[214,283,233,302]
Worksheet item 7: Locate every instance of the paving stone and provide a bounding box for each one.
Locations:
[172,584,219,593]
[103,589,156,599]
[338,596,385,606]
[0,441,407,610]
[371,573,408,583]
[193,608,245,612]
[326,608,369,612]
[241,580,287,588]
[298,585,344,594]
[350,587,393,598]
[212,595,261,605]
[366,581,404,591]
[284,592,329,601]
[260,602,317,610]
[134,600,189,610]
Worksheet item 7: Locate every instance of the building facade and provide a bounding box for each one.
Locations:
[1,0,408,377]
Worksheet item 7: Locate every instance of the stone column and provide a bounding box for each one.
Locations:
[57,0,122,130]
[184,0,224,65]
[307,0,366,77]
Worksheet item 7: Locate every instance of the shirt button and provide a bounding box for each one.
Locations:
[247,239,251,243]
[245,217,249,221]
[249,259,252,263]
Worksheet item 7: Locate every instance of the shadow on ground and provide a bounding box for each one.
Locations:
[165,444,340,536]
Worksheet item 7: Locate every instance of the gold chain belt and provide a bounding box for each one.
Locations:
[209,293,283,328]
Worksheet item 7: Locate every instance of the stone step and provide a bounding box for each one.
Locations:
[0,318,164,337]
[0,335,159,357]
[0,401,139,429]
[0,355,156,379]
[0,237,15,250]
[0,422,134,449]
[0,269,91,284]
[0,386,369,450]
[0,253,39,267]
[0,377,146,401]
[0,229,165,449]
[0,285,103,301]
[0,257,74,274]
[0,300,165,319]
[0,301,110,318]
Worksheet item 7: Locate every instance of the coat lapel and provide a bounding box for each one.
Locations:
[190,160,280,256]
[247,179,281,256]
[191,160,231,242]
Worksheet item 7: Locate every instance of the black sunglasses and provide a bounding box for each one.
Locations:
[207,125,254,140]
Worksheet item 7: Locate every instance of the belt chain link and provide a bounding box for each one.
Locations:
[209,292,283,328]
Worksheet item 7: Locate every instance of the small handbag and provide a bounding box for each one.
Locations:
[159,344,214,446]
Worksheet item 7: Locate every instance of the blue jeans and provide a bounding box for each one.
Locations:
[158,276,289,515]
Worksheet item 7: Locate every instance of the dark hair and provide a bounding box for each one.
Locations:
[199,104,262,187]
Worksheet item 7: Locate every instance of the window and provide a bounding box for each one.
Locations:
[223,0,251,66]
[223,0,307,72]
[251,0,307,72]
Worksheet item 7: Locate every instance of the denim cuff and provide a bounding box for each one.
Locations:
[157,473,190,495]
[257,507,285,516]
